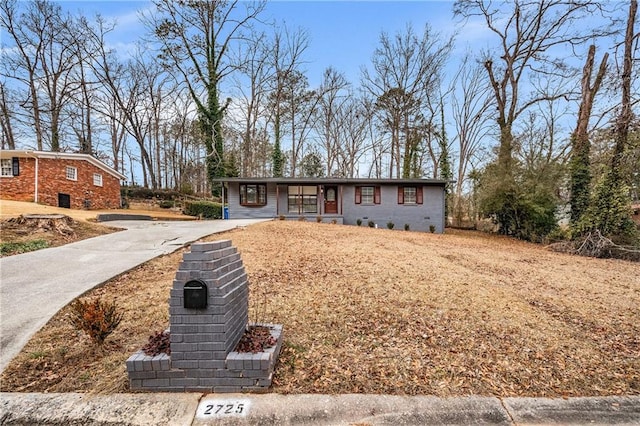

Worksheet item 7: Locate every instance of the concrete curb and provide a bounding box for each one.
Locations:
[1,393,638,425]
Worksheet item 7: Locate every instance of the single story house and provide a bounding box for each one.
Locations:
[0,150,125,210]
[216,177,448,233]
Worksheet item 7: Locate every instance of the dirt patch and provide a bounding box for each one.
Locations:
[1,222,638,397]
[0,199,193,222]
[0,214,119,256]
[0,199,196,256]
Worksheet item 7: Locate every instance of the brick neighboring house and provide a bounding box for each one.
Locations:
[0,150,125,210]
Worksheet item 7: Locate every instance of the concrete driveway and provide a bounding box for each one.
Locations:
[0,219,267,372]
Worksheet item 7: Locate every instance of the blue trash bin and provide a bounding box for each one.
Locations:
[223,206,229,220]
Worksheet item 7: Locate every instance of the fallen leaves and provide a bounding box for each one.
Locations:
[1,221,638,397]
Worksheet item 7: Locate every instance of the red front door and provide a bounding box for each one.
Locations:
[324,186,338,214]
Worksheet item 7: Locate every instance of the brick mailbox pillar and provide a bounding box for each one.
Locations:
[126,240,283,393]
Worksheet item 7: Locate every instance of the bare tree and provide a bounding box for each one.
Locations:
[450,54,494,226]
[29,1,82,151]
[362,23,453,178]
[145,0,265,194]
[0,81,17,149]
[1,0,47,149]
[454,0,615,235]
[612,0,637,171]
[569,45,609,225]
[314,67,350,176]
[267,25,311,177]
[336,94,372,178]
[231,30,275,177]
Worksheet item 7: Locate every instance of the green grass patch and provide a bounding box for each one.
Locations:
[0,239,49,256]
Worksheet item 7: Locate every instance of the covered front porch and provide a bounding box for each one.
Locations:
[274,183,344,219]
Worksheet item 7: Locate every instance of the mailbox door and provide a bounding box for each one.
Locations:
[184,280,207,309]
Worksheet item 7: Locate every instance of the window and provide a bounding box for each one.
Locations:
[361,186,374,204]
[398,186,423,205]
[66,166,77,181]
[355,186,380,204]
[239,184,267,206]
[93,173,103,187]
[288,185,318,214]
[1,159,12,177]
[404,187,417,204]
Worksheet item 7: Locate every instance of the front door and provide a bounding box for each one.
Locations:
[324,186,338,214]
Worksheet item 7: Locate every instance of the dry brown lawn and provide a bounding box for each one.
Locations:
[1,221,638,397]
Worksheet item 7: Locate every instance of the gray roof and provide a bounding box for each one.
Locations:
[211,177,451,185]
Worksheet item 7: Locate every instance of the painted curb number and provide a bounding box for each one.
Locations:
[196,399,250,418]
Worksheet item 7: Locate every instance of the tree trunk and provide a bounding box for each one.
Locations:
[612,0,636,172]
[570,45,608,225]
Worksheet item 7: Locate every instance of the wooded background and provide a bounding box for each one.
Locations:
[1,0,638,242]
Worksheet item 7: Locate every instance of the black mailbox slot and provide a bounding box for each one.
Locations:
[184,279,207,309]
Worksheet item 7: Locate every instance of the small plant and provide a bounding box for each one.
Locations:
[368,220,375,228]
[142,330,171,356]
[298,216,306,222]
[0,239,48,256]
[429,225,436,233]
[330,219,337,225]
[387,221,395,230]
[404,224,410,231]
[278,215,285,221]
[356,218,362,226]
[68,298,124,345]
[158,200,174,209]
[29,350,48,360]
[316,215,323,223]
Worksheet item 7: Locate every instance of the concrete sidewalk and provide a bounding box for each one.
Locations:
[0,219,266,372]
[1,393,638,425]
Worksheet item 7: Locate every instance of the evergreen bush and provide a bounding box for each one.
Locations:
[183,201,223,219]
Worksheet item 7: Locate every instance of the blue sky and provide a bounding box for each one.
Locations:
[56,0,474,87]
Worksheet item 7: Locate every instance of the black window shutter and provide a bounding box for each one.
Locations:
[12,157,19,176]
[355,186,362,204]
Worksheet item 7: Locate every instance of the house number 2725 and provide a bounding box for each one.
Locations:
[196,399,250,418]
[203,403,244,415]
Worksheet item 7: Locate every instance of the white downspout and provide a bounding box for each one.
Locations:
[34,156,39,203]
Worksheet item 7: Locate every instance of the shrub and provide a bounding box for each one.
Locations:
[142,330,171,356]
[404,224,410,231]
[368,220,375,228]
[158,200,174,209]
[278,215,286,221]
[546,227,570,243]
[356,219,362,226]
[183,201,222,219]
[429,225,436,233]
[298,216,306,222]
[121,186,183,200]
[68,298,124,345]
[387,221,394,230]
[575,174,638,244]
[316,215,323,223]
[331,219,337,225]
